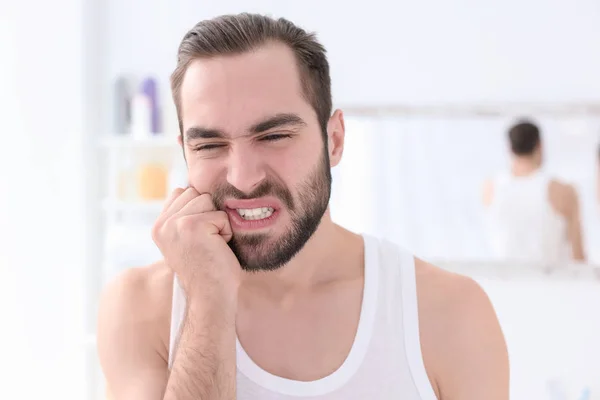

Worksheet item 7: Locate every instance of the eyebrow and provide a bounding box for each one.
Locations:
[184,113,306,141]
[249,113,306,134]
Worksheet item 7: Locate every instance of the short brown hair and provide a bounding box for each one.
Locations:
[170,13,332,138]
[508,119,541,155]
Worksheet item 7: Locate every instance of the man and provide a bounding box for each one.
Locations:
[98,13,509,399]
[482,119,585,264]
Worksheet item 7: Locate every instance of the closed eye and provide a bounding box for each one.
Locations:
[260,134,292,142]
[194,143,226,151]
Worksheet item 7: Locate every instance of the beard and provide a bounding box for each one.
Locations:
[211,148,332,272]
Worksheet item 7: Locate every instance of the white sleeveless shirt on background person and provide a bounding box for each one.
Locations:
[168,235,438,399]
[485,170,569,265]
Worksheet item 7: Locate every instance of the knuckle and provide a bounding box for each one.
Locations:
[198,193,215,206]
[150,223,160,242]
[189,193,215,211]
[185,186,199,195]
[151,217,166,241]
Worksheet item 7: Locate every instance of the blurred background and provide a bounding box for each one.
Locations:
[1,0,599,399]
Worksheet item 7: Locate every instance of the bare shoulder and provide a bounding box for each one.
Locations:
[415,258,493,313]
[98,260,174,323]
[415,258,509,399]
[415,258,499,351]
[548,179,578,215]
[549,178,577,197]
[97,261,174,363]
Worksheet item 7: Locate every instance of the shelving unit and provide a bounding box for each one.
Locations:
[97,133,186,284]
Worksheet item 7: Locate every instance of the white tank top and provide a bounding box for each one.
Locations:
[168,235,437,399]
[485,171,569,265]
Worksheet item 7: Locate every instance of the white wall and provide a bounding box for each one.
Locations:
[106,0,600,106]
[0,0,102,398]
[479,278,600,399]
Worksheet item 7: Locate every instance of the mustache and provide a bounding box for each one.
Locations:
[211,179,295,211]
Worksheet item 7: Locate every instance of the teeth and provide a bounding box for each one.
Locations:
[236,207,274,220]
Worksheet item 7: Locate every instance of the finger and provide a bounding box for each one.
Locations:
[161,188,186,213]
[164,187,201,218]
[213,211,233,242]
[181,210,233,242]
[176,193,216,216]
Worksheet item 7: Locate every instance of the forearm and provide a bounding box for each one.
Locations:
[164,296,237,400]
[566,189,586,262]
[568,221,585,262]
[572,242,585,261]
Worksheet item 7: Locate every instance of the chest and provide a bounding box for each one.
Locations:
[236,281,363,382]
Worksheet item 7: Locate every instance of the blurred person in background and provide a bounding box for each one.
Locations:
[482,119,586,265]
[97,13,509,400]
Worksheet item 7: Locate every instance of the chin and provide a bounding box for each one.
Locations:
[229,235,287,272]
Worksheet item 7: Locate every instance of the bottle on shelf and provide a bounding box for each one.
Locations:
[113,76,133,135]
[137,162,168,201]
[135,148,170,201]
[140,77,161,135]
[130,93,152,140]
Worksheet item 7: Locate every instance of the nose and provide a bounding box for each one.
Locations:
[226,146,266,194]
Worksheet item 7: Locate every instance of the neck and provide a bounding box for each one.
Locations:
[511,156,540,176]
[240,208,363,298]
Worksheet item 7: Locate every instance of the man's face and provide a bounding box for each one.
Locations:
[178,43,337,271]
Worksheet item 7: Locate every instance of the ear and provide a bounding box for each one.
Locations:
[326,109,345,168]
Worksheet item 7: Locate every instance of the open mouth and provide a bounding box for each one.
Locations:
[235,207,275,220]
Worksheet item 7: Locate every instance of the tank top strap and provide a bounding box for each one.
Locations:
[375,239,437,400]
[168,275,185,369]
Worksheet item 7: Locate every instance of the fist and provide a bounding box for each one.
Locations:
[151,187,241,298]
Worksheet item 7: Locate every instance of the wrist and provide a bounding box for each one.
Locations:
[185,294,237,333]
[187,281,239,311]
